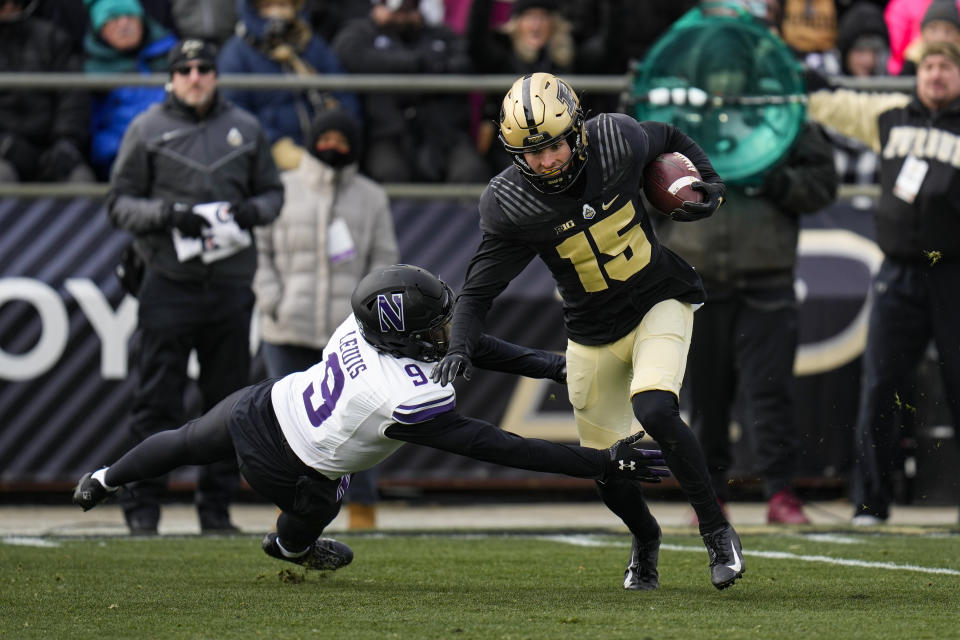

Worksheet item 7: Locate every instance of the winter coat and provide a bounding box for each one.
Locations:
[657,122,839,293]
[217,0,360,146]
[331,16,473,140]
[84,17,177,178]
[810,88,960,262]
[254,153,398,349]
[107,92,283,285]
[169,0,237,47]
[0,17,89,153]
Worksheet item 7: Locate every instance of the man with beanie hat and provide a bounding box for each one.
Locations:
[808,40,960,525]
[254,107,397,530]
[107,38,283,535]
[900,0,960,75]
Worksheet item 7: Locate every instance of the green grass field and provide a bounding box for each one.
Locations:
[2,528,959,640]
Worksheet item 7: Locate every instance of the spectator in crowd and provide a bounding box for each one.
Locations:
[465,0,623,174]
[74,264,667,573]
[657,17,839,524]
[807,40,960,525]
[218,0,360,172]
[106,39,283,534]
[304,0,369,42]
[885,0,935,75]
[254,108,399,530]
[780,0,838,62]
[900,0,960,75]
[563,0,694,71]
[824,2,890,188]
[332,0,490,183]
[0,0,95,184]
[83,0,178,179]
[433,72,743,591]
[168,0,238,48]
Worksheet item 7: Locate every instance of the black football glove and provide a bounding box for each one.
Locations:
[430,352,473,386]
[166,202,209,238]
[230,201,258,229]
[670,180,725,222]
[602,431,670,483]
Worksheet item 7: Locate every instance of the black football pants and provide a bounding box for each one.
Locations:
[853,259,960,519]
[686,291,800,500]
[120,273,253,530]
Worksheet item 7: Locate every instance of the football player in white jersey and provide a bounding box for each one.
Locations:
[74,264,668,573]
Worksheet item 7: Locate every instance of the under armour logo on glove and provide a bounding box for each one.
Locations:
[603,431,670,483]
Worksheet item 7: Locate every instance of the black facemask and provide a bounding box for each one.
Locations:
[311,148,355,169]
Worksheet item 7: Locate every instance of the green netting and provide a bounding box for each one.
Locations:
[631,3,806,185]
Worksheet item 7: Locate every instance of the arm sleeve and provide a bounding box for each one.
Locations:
[385,411,605,479]
[447,229,537,359]
[807,89,911,152]
[637,120,722,184]
[472,334,564,381]
[764,122,839,215]
[106,119,170,233]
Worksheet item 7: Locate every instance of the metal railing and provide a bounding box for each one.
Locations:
[0,71,905,199]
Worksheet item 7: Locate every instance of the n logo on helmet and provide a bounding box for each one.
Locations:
[377,293,405,332]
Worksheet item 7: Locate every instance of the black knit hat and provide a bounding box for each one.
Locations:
[167,39,218,71]
[922,0,960,30]
[512,0,559,16]
[310,108,362,156]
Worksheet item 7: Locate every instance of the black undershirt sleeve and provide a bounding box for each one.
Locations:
[471,334,564,381]
[385,411,605,479]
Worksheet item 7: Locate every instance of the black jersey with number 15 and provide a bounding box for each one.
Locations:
[456,113,722,348]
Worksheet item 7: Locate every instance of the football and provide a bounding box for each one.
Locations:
[643,152,703,214]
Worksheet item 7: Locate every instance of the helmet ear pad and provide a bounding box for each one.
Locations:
[351,265,454,363]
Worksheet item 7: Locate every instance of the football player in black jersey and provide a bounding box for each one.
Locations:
[432,72,744,590]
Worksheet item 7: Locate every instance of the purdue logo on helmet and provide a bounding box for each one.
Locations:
[499,72,588,194]
[351,265,454,362]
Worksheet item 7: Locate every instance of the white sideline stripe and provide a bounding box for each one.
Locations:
[1,536,61,548]
[537,535,960,577]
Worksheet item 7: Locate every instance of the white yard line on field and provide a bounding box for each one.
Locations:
[536,534,960,577]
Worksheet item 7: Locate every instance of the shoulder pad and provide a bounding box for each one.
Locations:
[488,175,554,227]
[590,113,634,185]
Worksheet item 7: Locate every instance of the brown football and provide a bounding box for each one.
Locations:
[643,152,703,214]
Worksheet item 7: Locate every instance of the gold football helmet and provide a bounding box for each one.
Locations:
[499,72,587,194]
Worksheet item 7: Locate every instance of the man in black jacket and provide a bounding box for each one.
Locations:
[107,39,284,534]
[808,40,960,524]
[658,122,839,525]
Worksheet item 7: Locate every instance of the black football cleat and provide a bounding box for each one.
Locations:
[623,530,661,591]
[262,532,354,571]
[702,524,745,590]
[72,469,117,511]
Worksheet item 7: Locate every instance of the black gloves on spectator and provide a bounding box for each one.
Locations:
[430,352,473,386]
[166,202,209,238]
[670,181,725,222]
[36,139,85,181]
[230,201,258,229]
[0,132,38,178]
[602,431,670,483]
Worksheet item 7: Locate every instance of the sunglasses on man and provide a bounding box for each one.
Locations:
[173,63,215,76]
